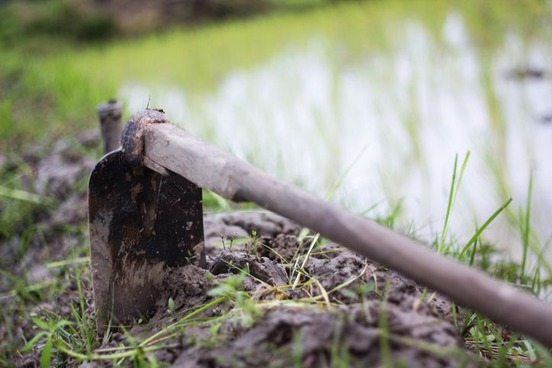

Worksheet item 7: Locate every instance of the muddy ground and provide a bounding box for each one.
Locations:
[0,131,481,367]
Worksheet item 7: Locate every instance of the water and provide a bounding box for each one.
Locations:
[119,12,552,261]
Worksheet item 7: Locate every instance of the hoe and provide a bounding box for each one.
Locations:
[89,104,552,346]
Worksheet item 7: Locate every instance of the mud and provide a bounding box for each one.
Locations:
[114,213,467,367]
[1,132,475,367]
[162,229,467,368]
[173,304,459,368]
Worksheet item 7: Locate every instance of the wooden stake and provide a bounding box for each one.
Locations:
[97,99,123,154]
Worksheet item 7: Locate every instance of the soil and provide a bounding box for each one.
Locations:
[0,131,476,367]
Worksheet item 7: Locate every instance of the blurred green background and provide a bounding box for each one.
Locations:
[1,0,552,270]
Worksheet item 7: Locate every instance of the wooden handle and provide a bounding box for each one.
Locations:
[144,122,552,347]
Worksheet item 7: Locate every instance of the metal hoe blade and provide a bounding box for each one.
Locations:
[89,110,205,333]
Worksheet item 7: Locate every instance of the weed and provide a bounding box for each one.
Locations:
[245,229,262,261]
[291,232,320,289]
[167,297,176,316]
[208,269,262,328]
[438,151,470,254]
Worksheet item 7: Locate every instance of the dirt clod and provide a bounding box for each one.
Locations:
[1,137,474,367]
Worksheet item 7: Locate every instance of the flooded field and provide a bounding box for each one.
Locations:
[116,6,552,266]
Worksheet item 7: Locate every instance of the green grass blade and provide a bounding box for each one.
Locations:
[0,185,44,204]
[439,151,470,253]
[459,197,512,259]
[22,332,48,352]
[520,173,533,280]
[40,335,52,368]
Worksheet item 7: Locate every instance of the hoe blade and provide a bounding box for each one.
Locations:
[89,149,204,333]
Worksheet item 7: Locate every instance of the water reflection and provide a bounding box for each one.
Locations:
[119,13,552,261]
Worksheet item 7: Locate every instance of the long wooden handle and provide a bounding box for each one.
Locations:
[144,122,552,347]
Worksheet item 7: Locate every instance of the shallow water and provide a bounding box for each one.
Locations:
[119,11,552,263]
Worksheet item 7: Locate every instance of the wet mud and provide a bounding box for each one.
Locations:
[1,133,474,367]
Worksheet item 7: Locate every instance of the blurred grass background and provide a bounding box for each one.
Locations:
[1,0,548,149]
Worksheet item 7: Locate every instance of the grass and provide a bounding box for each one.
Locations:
[4,193,551,366]
[2,0,552,366]
[436,160,552,365]
[451,162,549,363]
[438,151,471,254]
[0,159,51,238]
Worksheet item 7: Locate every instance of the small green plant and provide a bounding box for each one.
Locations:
[208,268,262,328]
[291,231,321,289]
[245,229,262,261]
[22,315,74,368]
[15,257,96,366]
[167,297,176,315]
